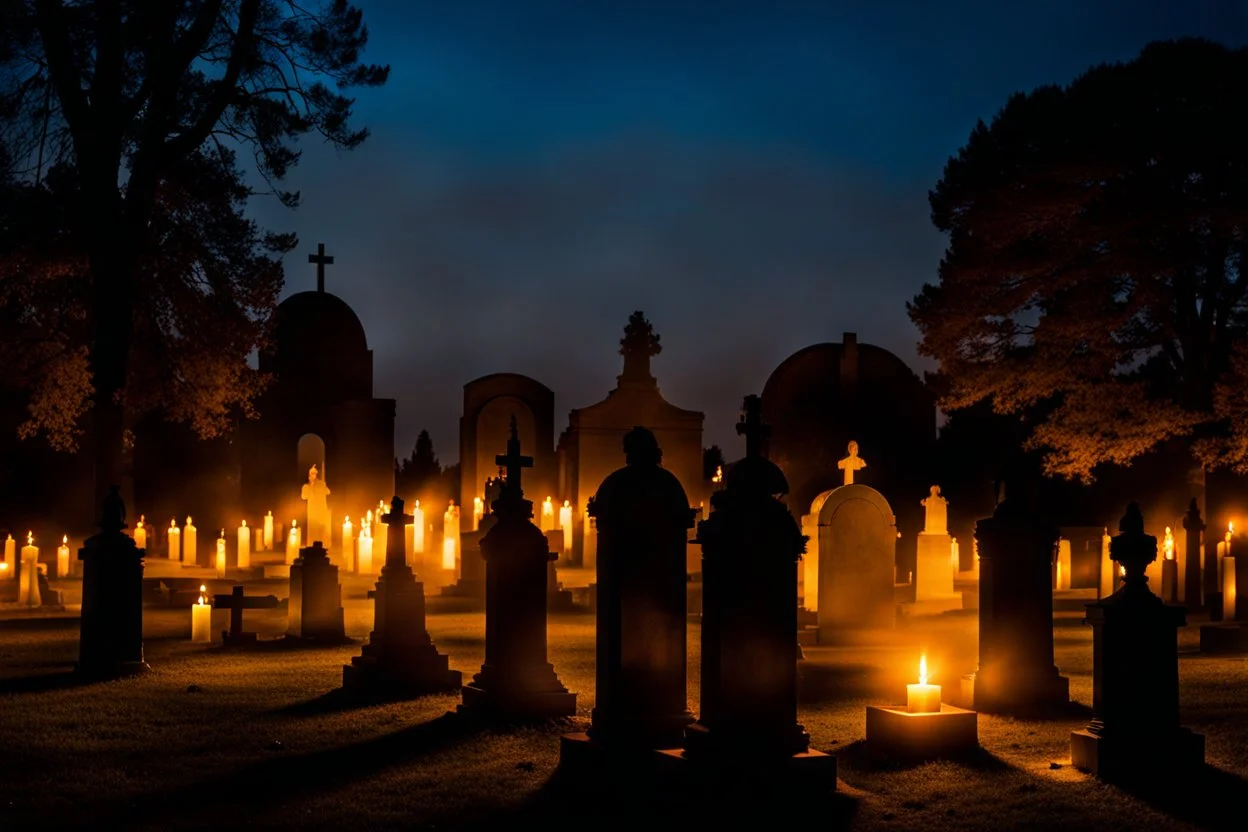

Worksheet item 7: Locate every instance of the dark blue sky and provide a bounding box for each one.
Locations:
[250,0,1248,464]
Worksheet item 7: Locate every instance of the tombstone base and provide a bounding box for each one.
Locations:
[222,630,258,646]
[865,705,978,759]
[655,745,836,791]
[1198,621,1248,654]
[904,593,964,617]
[342,645,462,696]
[970,668,1070,716]
[75,658,150,680]
[549,587,576,611]
[797,625,819,646]
[440,579,485,600]
[1070,726,1204,782]
[558,731,679,778]
[458,662,577,720]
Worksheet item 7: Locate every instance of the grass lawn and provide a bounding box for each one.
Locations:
[1,576,1245,831]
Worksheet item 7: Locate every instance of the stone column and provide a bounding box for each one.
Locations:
[1182,499,1203,612]
[77,487,150,679]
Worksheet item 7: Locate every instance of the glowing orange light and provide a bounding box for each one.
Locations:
[26,531,32,546]
[712,465,723,483]
[197,584,208,606]
[918,654,929,685]
[1163,527,1175,561]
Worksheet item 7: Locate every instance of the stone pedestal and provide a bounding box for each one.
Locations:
[77,488,150,679]
[865,705,978,759]
[1198,621,1248,653]
[287,542,347,641]
[972,477,1069,715]
[344,497,461,696]
[459,421,576,720]
[909,532,962,615]
[1070,503,1204,783]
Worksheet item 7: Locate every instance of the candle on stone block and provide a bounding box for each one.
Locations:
[237,520,251,569]
[541,497,555,532]
[413,501,425,553]
[906,654,941,714]
[263,511,274,551]
[191,584,212,643]
[357,522,373,574]
[559,500,573,556]
[57,535,69,579]
[215,530,227,577]
[286,520,299,565]
[2,534,13,580]
[342,516,354,571]
[473,496,484,531]
[168,519,181,561]
[443,501,460,571]
[134,516,146,551]
[183,517,196,565]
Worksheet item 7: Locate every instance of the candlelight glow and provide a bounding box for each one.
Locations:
[197,584,207,606]
[62,534,67,544]
[906,653,941,714]
[1163,527,1175,560]
[919,654,929,685]
[27,531,32,546]
[712,465,723,483]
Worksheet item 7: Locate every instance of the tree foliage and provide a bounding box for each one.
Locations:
[396,429,442,501]
[911,38,1248,481]
[0,0,387,498]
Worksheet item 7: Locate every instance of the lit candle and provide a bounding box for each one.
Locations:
[1161,525,1179,603]
[191,584,212,643]
[541,497,555,532]
[134,515,147,551]
[906,654,941,714]
[357,522,373,574]
[1223,556,1238,619]
[3,534,14,580]
[19,532,40,606]
[168,519,181,561]
[412,500,425,553]
[405,520,416,567]
[237,519,251,569]
[183,516,196,565]
[57,535,70,579]
[443,501,460,571]
[375,500,389,558]
[215,530,226,577]
[286,520,299,564]
[1164,527,1175,561]
[560,500,573,556]
[342,516,354,571]
[263,510,274,551]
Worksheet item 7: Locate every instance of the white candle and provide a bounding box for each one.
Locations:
[263,511,274,551]
[413,501,425,553]
[375,500,389,559]
[183,517,196,565]
[191,585,212,643]
[286,520,299,564]
[215,530,226,577]
[237,520,251,569]
[168,519,181,561]
[405,521,416,567]
[906,655,941,714]
[57,535,70,579]
[1223,556,1237,619]
[134,516,147,551]
[342,516,354,571]
[559,500,573,556]
[541,497,555,532]
[443,502,460,571]
[19,532,39,606]
[473,496,484,531]
[2,534,14,580]
[358,523,373,574]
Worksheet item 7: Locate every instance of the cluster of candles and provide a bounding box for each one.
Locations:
[538,497,576,556]
[1,532,73,582]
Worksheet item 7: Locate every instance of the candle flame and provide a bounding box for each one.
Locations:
[713,465,723,483]
[62,534,67,545]
[26,531,32,545]
[1226,521,1234,543]
[1163,527,1175,560]
[267,510,273,517]
[197,584,207,605]
[186,516,192,525]
[241,519,247,528]
[0,563,7,572]
[170,518,177,528]
[563,499,570,508]
[919,654,929,685]
[138,515,144,527]
[414,499,420,508]
[292,519,298,527]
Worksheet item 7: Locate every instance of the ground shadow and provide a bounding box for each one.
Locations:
[1116,763,1248,832]
[274,684,459,716]
[0,668,101,695]
[798,661,891,703]
[208,634,357,653]
[836,737,1014,773]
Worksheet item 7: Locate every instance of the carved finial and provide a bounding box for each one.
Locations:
[100,485,127,532]
[623,426,662,466]
[1119,501,1144,535]
[619,311,661,382]
[1110,501,1157,593]
[495,415,534,501]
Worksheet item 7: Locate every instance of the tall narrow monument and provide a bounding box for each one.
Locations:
[77,487,150,679]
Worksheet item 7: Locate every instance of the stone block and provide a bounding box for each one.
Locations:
[1070,727,1204,782]
[654,746,836,791]
[865,705,978,759]
[1198,621,1248,654]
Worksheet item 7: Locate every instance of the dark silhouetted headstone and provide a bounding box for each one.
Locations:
[1182,499,1204,612]
[443,476,503,601]
[460,417,576,719]
[344,496,461,695]
[214,585,282,644]
[77,487,150,679]
[970,472,1069,714]
[288,541,346,641]
[661,396,835,787]
[1071,503,1204,781]
[562,427,695,764]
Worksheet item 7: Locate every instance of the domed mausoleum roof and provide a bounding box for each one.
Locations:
[268,291,369,359]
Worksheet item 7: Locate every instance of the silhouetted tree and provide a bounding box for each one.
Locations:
[703,445,724,480]
[910,39,1248,481]
[395,429,442,500]
[0,1,388,505]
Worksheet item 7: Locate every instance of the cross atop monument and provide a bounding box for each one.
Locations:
[736,394,770,459]
[495,415,534,499]
[308,242,334,293]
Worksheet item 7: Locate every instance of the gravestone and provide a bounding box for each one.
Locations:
[460,417,576,719]
[1071,503,1204,782]
[910,485,962,615]
[214,585,283,645]
[343,496,461,695]
[970,474,1069,714]
[562,427,696,765]
[287,541,347,641]
[77,487,150,679]
[661,396,835,787]
[809,481,897,640]
[1182,499,1204,611]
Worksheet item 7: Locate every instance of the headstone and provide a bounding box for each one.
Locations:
[911,485,962,615]
[969,473,1069,714]
[443,477,503,600]
[343,496,461,695]
[836,440,866,486]
[18,544,41,607]
[809,481,897,639]
[77,487,150,678]
[300,464,332,554]
[1071,503,1204,782]
[561,427,696,764]
[214,585,282,644]
[1182,499,1204,611]
[287,541,347,641]
[460,417,576,719]
[660,396,835,786]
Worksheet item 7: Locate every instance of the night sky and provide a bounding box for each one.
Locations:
[248,0,1248,464]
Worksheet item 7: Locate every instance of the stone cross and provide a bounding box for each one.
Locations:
[838,440,866,486]
[308,242,334,293]
[212,585,280,644]
[381,496,414,570]
[736,394,770,459]
[495,415,534,499]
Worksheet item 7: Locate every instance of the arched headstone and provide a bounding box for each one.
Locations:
[812,483,896,638]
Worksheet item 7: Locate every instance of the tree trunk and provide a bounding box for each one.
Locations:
[88,243,136,511]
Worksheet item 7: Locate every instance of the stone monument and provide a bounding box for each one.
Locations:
[1182,499,1203,612]
[837,440,866,486]
[77,486,150,679]
[343,495,461,695]
[460,417,577,719]
[301,464,332,551]
[969,473,1069,714]
[561,427,696,765]
[1071,503,1204,782]
[660,396,835,787]
[287,541,347,641]
[910,485,962,615]
[806,481,897,638]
